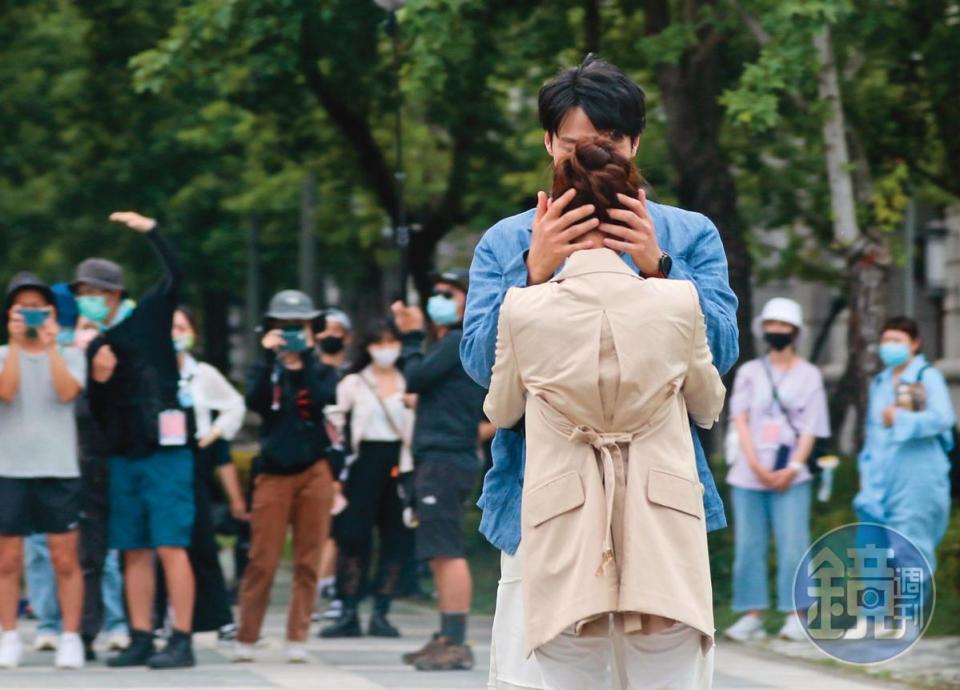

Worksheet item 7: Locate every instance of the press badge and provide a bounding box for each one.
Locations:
[159,409,188,446]
[759,420,782,449]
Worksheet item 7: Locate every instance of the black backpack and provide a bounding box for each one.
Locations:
[917,364,960,499]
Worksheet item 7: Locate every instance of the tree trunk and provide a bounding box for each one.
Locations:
[814,25,888,448]
[644,0,755,364]
[201,289,231,375]
[299,170,318,302]
[584,0,601,54]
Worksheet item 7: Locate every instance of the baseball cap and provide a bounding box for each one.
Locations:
[431,268,470,293]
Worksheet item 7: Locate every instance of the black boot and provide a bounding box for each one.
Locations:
[320,601,362,638]
[147,629,196,669]
[106,629,154,668]
[82,634,97,662]
[368,596,400,638]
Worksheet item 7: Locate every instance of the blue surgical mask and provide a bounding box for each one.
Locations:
[427,295,460,327]
[173,334,195,353]
[879,342,911,368]
[76,295,110,324]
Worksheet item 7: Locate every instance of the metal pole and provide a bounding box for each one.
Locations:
[300,170,318,301]
[245,215,262,366]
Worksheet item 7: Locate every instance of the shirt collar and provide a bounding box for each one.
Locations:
[549,248,641,283]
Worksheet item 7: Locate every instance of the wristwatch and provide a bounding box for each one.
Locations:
[648,252,672,279]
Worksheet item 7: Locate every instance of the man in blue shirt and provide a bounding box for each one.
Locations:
[460,55,739,687]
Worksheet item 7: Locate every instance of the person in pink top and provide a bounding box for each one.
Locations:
[723,297,830,643]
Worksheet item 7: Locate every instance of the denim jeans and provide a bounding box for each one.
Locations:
[24,536,127,635]
[102,550,127,634]
[24,534,60,634]
[731,480,812,612]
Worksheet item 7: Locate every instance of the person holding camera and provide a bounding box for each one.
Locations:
[0,273,86,670]
[234,290,338,663]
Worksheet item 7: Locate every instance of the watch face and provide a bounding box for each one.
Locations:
[660,253,673,277]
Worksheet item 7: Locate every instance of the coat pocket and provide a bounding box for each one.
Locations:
[647,468,702,519]
[526,471,585,527]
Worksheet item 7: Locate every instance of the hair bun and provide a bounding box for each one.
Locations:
[577,141,613,170]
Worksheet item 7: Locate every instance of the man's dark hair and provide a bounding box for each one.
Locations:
[539,54,646,141]
[881,316,920,341]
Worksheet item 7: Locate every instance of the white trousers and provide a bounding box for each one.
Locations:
[488,550,714,690]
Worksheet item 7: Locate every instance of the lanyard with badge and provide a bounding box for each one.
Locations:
[160,361,194,447]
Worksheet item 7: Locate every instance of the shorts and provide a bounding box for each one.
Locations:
[414,456,478,560]
[108,447,195,550]
[0,477,82,536]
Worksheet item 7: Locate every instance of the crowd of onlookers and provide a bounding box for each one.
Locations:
[0,211,489,672]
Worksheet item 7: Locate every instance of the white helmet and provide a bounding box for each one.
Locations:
[752,297,804,341]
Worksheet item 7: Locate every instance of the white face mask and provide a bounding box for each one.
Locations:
[370,346,400,368]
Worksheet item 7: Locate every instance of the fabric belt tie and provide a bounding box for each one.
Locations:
[533,389,678,576]
[568,426,635,575]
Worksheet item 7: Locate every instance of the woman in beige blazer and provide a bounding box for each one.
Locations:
[485,138,726,690]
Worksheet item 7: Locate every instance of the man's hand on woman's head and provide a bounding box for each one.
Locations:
[599,190,662,276]
[526,188,599,285]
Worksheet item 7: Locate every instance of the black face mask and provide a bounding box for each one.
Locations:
[764,332,795,352]
[319,336,345,355]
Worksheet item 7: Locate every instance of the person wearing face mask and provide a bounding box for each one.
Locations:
[316,309,353,374]
[73,212,199,669]
[234,290,338,663]
[724,297,830,643]
[391,269,486,671]
[320,320,414,639]
[153,307,247,642]
[313,308,354,618]
[0,273,86,670]
[854,317,955,575]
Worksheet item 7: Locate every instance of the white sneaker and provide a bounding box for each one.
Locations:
[107,631,130,651]
[33,632,59,652]
[231,641,255,662]
[322,599,343,620]
[0,631,23,669]
[778,613,807,641]
[286,644,309,664]
[724,614,767,642]
[55,633,85,669]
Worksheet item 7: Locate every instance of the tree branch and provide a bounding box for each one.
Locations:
[298,10,397,220]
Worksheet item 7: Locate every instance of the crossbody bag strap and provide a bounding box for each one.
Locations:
[358,373,405,440]
[761,358,802,437]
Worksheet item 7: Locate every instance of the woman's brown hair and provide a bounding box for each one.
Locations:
[550,136,642,224]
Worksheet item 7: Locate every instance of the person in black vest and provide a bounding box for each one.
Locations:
[233,290,338,663]
[77,211,196,669]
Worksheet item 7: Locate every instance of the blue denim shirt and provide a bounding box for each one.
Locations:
[461,202,740,555]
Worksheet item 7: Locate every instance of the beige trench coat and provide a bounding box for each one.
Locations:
[484,248,726,657]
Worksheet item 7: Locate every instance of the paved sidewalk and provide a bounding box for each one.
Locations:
[0,567,933,689]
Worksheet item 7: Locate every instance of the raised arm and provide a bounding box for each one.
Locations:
[682,283,726,428]
[108,212,182,302]
[483,290,527,429]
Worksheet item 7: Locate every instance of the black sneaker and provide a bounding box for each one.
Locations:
[147,630,195,669]
[82,635,97,663]
[319,605,362,638]
[107,629,154,668]
[217,623,238,643]
[368,611,401,638]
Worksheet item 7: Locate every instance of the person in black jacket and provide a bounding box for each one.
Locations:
[233,290,338,663]
[76,211,196,669]
[392,269,486,671]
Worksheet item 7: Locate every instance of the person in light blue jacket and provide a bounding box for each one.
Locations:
[460,55,739,689]
[854,316,955,574]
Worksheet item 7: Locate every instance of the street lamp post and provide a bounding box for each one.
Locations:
[374,0,408,300]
